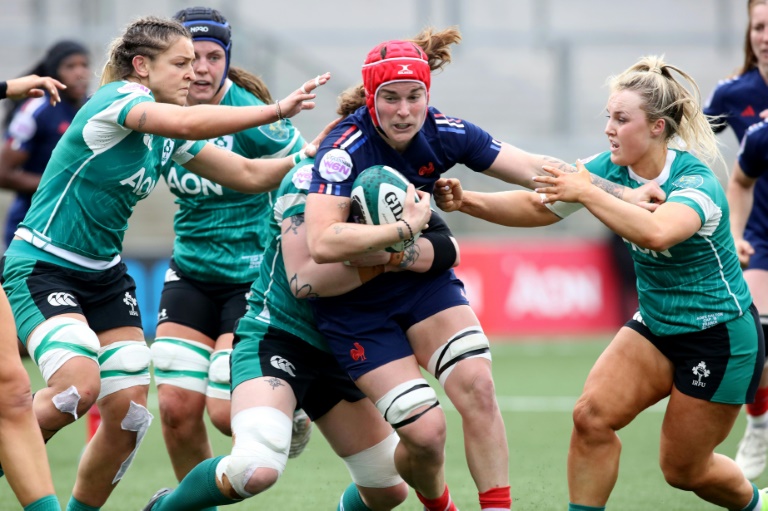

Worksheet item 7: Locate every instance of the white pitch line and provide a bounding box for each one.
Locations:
[439,396,670,413]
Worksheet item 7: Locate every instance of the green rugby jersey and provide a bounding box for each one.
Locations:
[18,81,205,269]
[552,149,751,336]
[245,161,329,352]
[165,80,305,284]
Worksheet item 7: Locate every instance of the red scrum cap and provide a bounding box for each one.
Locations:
[362,40,431,128]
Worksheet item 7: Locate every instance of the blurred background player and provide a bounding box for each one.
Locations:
[148,6,312,485]
[0,71,67,511]
[0,15,328,511]
[0,40,90,249]
[704,0,768,480]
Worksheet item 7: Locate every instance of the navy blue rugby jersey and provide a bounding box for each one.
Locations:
[705,67,768,142]
[308,105,501,304]
[737,120,768,244]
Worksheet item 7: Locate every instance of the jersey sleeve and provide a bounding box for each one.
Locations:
[240,118,306,158]
[6,100,41,151]
[440,115,500,172]
[309,142,356,197]
[737,122,768,179]
[274,162,313,224]
[171,139,206,165]
[667,174,721,236]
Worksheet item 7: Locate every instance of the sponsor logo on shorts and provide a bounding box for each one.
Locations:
[350,342,366,361]
[164,269,180,283]
[691,361,710,388]
[47,292,76,307]
[123,292,139,317]
[157,308,168,322]
[270,355,296,377]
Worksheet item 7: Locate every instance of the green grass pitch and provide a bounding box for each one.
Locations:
[0,339,751,510]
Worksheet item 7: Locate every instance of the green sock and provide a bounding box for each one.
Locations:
[337,483,372,511]
[24,495,61,511]
[568,504,606,511]
[155,456,236,511]
[744,483,763,511]
[65,496,98,511]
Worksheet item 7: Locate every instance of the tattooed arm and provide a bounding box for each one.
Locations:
[482,144,664,207]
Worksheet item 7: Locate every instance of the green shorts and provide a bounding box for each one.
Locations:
[626,303,764,405]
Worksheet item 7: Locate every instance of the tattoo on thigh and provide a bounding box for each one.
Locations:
[266,377,284,390]
[401,244,421,267]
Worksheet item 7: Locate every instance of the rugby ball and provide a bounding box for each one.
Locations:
[350,165,420,253]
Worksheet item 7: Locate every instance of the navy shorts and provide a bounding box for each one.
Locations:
[312,270,470,380]
[745,232,768,272]
[157,259,251,339]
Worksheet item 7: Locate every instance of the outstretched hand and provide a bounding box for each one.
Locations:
[434,178,464,212]
[6,74,66,106]
[277,72,331,119]
[534,160,593,203]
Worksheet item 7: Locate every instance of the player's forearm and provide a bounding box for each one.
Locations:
[727,180,754,242]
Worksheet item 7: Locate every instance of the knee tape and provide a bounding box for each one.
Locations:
[27,317,100,383]
[215,407,292,498]
[112,401,154,484]
[52,385,81,419]
[342,430,404,488]
[98,341,151,399]
[427,327,491,386]
[151,337,212,394]
[375,379,439,429]
[207,349,232,400]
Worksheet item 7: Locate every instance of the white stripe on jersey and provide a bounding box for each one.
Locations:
[82,94,139,156]
[702,235,744,317]
[669,188,722,237]
[273,193,306,224]
[436,118,465,129]
[15,227,122,270]
[339,130,363,151]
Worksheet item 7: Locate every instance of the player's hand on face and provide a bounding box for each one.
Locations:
[402,184,432,233]
[625,181,666,212]
[277,72,331,119]
[534,160,593,203]
[433,178,463,212]
[734,238,755,269]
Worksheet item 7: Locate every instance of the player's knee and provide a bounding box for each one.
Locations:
[28,317,100,385]
[206,349,232,401]
[375,379,440,430]
[98,341,151,399]
[216,407,291,498]
[157,386,205,430]
[660,458,704,491]
[427,327,491,387]
[571,395,613,437]
[343,431,405,495]
[151,337,212,394]
[207,400,232,436]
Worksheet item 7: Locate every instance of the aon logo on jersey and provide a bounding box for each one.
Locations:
[166,167,223,196]
[623,238,672,259]
[120,167,158,198]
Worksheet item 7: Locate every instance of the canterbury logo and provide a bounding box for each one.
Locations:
[47,292,76,307]
[270,355,296,377]
[397,64,413,75]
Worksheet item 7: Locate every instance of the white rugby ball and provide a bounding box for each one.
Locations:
[350,165,419,253]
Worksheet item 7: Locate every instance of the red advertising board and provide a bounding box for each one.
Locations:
[453,239,623,337]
